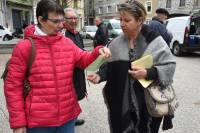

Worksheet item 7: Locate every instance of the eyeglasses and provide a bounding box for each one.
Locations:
[47,18,65,24]
[65,17,79,21]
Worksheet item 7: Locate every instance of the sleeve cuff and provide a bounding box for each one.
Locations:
[146,67,158,80]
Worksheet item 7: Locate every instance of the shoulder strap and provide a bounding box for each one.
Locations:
[1,37,35,80]
[25,37,36,78]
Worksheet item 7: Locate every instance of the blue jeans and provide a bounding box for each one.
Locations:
[27,119,76,133]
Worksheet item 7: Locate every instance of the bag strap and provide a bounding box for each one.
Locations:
[1,61,10,79]
[25,37,36,78]
[1,37,35,80]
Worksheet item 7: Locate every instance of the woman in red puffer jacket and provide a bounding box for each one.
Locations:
[3,0,110,133]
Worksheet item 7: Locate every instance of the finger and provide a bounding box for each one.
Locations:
[87,74,94,78]
[128,69,134,74]
[132,66,141,71]
[87,76,95,81]
[89,78,98,84]
[87,75,95,80]
[103,47,111,58]
[99,47,111,59]
[92,77,100,84]
[106,48,111,58]
[99,48,105,56]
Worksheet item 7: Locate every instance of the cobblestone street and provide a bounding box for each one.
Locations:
[0,54,12,133]
[1,52,200,133]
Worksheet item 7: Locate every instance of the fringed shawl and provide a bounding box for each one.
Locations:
[103,25,176,133]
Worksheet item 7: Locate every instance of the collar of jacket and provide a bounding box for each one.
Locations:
[97,22,104,27]
[24,24,63,44]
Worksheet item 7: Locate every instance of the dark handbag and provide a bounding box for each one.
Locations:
[144,82,179,117]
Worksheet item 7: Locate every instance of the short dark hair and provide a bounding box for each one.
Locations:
[156,8,169,17]
[36,0,64,22]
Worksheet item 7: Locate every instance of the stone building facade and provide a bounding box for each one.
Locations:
[94,0,125,20]
[84,0,95,25]
[4,0,33,31]
[158,0,200,17]
[0,0,5,26]
[57,0,84,30]
[92,0,159,24]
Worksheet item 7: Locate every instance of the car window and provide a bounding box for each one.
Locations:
[86,26,97,32]
[191,16,200,34]
[107,23,112,29]
[111,22,121,29]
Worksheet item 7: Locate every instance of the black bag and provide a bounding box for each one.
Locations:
[1,37,36,98]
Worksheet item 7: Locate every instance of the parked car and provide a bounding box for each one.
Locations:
[166,15,200,56]
[0,25,13,41]
[80,25,97,39]
[12,28,23,39]
[103,19,122,39]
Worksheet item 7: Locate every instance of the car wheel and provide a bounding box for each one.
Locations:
[172,42,182,56]
[3,34,12,41]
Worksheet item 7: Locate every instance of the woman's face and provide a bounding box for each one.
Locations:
[39,12,64,35]
[119,11,142,38]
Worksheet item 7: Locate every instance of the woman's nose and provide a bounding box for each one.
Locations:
[58,22,63,28]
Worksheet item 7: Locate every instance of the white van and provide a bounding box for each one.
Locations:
[166,16,200,56]
[103,19,122,39]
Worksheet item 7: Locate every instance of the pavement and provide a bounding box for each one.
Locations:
[1,40,200,133]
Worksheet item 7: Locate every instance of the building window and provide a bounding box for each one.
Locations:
[166,0,171,8]
[179,0,185,7]
[194,0,199,7]
[0,1,2,11]
[99,7,103,14]
[145,19,151,24]
[145,1,152,14]
[107,6,112,13]
[98,1,103,4]
[116,5,119,12]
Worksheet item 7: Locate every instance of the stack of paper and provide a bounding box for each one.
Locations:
[131,54,153,88]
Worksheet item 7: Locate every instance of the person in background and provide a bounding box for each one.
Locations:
[93,17,109,47]
[149,8,172,46]
[3,0,110,133]
[64,8,86,126]
[87,0,176,133]
[155,8,169,22]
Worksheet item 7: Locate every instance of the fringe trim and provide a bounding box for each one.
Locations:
[102,87,114,133]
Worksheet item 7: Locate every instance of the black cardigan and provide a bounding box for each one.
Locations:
[65,30,87,100]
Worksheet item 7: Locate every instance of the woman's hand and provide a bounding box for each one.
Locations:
[99,47,111,59]
[87,73,101,84]
[128,66,147,79]
[13,127,26,133]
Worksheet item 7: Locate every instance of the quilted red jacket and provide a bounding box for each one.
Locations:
[4,25,102,128]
